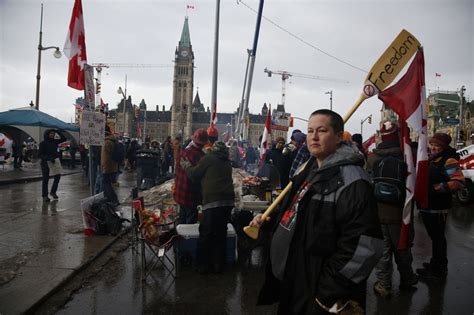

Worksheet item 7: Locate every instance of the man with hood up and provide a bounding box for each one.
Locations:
[182,141,235,274]
[250,109,383,314]
[39,129,67,202]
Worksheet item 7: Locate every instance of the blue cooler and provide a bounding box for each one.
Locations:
[176,223,237,264]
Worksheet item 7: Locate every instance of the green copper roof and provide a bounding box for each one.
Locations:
[179,17,191,48]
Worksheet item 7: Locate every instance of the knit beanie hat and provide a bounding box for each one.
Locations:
[429,133,451,149]
[342,131,352,141]
[292,132,307,145]
[207,125,219,137]
[352,133,363,145]
[380,121,399,142]
[192,128,209,145]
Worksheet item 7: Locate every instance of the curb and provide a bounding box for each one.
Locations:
[25,226,131,314]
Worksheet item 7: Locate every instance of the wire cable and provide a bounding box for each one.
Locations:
[237,0,368,73]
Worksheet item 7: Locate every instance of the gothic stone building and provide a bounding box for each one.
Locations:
[108,17,290,145]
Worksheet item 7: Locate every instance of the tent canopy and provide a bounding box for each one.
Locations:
[0,107,79,132]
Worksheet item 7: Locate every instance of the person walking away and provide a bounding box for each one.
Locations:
[416,133,464,280]
[250,109,383,314]
[367,121,418,298]
[39,129,67,202]
[101,126,119,205]
[174,129,208,224]
[182,141,235,273]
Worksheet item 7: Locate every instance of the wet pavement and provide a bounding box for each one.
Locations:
[1,161,473,314]
[44,203,474,314]
[0,164,136,315]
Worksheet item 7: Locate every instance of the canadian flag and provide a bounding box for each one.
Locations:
[362,134,377,154]
[64,0,87,90]
[379,48,429,250]
[259,104,271,166]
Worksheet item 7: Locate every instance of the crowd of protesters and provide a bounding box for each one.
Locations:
[21,111,466,313]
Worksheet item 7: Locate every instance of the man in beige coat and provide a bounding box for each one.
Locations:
[101,126,119,205]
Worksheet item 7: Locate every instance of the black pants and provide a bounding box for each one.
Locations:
[41,162,60,197]
[197,206,232,271]
[102,173,118,203]
[421,211,448,271]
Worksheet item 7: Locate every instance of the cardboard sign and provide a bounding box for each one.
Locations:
[80,111,105,146]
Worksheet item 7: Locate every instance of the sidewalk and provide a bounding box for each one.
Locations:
[0,166,136,314]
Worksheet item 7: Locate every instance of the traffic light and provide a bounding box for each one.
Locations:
[368,115,372,124]
[96,81,101,95]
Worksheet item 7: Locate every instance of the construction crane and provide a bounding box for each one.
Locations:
[263,67,348,107]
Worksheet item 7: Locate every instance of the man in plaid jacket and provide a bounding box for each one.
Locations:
[174,128,208,224]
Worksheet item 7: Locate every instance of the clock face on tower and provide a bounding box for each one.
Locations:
[180,50,188,57]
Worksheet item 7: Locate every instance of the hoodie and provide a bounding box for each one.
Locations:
[39,129,66,163]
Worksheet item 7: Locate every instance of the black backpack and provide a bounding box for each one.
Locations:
[90,199,127,235]
[372,155,407,205]
[111,141,125,163]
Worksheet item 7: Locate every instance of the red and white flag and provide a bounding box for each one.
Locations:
[64,0,87,90]
[210,103,218,127]
[379,48,429,250]
[259,104,271,166]
[362,134,377,154]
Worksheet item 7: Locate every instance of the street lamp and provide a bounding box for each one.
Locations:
[35,4,62,110]
[325,90,333,111]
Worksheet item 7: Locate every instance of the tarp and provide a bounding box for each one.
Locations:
[0,107,80,146]
[0,107,79,132]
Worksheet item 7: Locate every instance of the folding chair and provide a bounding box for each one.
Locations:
[137,204,180,281]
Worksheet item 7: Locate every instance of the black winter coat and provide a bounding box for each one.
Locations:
[258,143,383,314]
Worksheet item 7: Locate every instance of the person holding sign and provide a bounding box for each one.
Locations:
[39,129,67,202]
[252,110,383,314]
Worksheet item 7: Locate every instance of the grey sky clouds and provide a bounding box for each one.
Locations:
[1,0,472,138]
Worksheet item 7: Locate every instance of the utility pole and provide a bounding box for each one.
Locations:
[210,0,220,127]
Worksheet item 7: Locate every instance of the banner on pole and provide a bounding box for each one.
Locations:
[80,111,105,146]
[84,64,95,110]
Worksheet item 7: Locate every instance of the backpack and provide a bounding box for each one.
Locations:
[372,155,407,205]
[90,199,127,235]
[111,141,125,163]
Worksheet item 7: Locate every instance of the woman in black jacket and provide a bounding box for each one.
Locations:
[39,129,66,202]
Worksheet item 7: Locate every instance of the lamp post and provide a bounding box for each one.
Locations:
[35,3,61,110]
[117,75,128,136]
[325,90,333,111]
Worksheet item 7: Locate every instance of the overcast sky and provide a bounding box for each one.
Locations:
[1,0,473,139]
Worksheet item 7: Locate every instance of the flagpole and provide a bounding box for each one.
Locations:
[210,0,220,126]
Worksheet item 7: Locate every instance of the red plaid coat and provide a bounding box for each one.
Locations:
[173,144,205,207]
